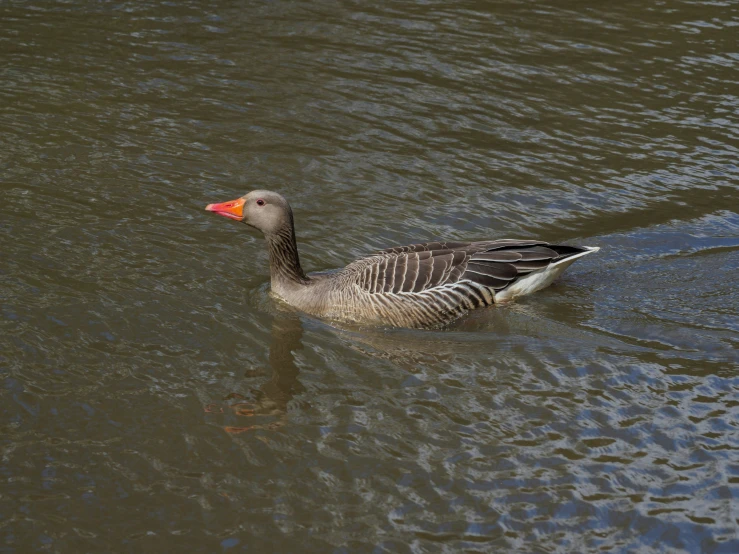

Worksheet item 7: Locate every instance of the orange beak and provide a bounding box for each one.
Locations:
[205,197,246,221]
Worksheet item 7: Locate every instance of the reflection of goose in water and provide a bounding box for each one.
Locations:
[219,311,305,434]
[206,191,599,329]
[213,292,616,435]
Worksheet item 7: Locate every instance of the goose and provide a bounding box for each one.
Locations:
[206,190,599,329]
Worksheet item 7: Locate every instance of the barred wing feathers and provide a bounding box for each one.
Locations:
[345,240,590,297]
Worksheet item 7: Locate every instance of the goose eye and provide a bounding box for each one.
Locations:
[256,199,265,206]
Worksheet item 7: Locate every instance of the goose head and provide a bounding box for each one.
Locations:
[205,190,293,235]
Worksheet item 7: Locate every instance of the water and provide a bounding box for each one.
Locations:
[2,0,738,551]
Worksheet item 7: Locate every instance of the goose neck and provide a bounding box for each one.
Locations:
[265,225,309,290]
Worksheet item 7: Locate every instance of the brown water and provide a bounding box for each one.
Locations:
[2,0,738,552]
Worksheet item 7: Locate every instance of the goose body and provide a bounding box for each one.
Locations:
[206,191,599,329]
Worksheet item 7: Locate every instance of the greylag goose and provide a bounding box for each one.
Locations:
[206,190,599,329]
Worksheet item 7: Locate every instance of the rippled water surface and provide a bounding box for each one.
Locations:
[2,0,738,552]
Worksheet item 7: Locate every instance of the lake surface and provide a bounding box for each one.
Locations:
[2,0,738,551]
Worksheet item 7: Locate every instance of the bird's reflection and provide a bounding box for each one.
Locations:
[222,309,305,433]
[215,292,603,433]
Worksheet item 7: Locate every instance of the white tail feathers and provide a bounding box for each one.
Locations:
[495,246,599,301]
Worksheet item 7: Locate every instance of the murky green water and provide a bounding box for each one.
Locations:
[2,0,738,552]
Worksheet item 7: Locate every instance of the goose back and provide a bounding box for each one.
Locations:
[304,240,594,328]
